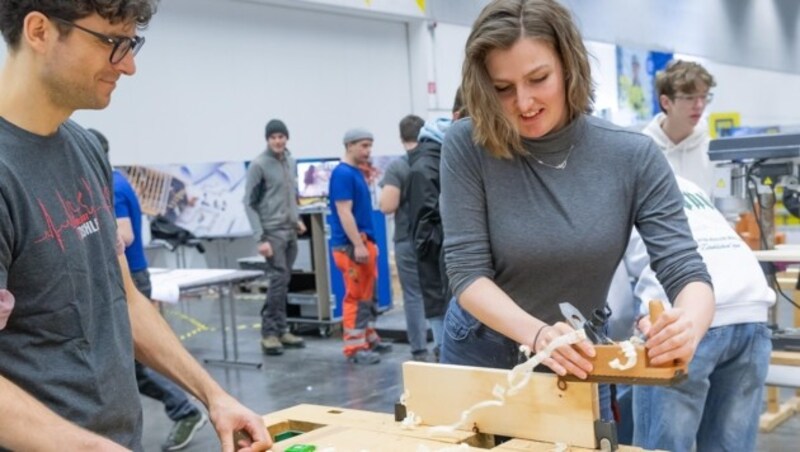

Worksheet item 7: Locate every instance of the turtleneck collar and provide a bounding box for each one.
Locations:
[521,114,587,156]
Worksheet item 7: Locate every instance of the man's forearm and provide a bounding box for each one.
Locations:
[0,376,123,451]
[119,256,227,407]
[339,210,365,246]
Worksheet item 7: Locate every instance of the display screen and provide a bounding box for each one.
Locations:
[297,158,340,201]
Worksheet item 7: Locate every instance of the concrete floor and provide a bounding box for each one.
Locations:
[140,294,800,451]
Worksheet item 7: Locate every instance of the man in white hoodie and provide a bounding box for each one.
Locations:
[642,60,716,197]
[615,175,774,452]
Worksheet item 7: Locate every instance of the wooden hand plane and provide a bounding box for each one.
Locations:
[558,300,688,386]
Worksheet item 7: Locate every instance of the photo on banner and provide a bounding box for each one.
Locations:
[616,46,673,125]
[118,162,251,238]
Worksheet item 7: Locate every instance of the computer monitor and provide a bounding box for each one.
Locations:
[297,157,340,204]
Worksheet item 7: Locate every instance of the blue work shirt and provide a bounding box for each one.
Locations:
[113,170,148,272]
[328,162,374,246]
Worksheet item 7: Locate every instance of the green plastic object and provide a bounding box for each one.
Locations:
[284,445,316,452]
[274,430,303,442]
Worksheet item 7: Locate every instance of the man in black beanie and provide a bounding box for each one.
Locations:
[265,119,289,140]
[244,119,307,355]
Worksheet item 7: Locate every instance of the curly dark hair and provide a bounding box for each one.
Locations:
[0,0,158,50]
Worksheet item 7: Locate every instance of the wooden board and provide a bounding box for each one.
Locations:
[268,424,486,451]
[771,351,800,367]
[402,362,598,449]
[493,438,651,451]
[262,404,476,444]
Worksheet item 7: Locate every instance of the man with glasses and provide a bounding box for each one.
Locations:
[642,59,717,196]
[0,2,270,451]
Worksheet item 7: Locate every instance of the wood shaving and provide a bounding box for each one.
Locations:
[608,340,637,370]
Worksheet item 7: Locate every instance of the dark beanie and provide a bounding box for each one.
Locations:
[265,119,289,139]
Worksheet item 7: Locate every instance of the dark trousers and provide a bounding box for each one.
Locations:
[130,269,198,421]
[260,230,298,338]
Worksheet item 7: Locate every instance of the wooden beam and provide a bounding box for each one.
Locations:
[262,404,477,444]
[493,438,647,451]
[771,351,800,367]
[267,425,487,452]
[402,362,598,449]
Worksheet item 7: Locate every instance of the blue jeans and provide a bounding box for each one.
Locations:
[135,363,200,421]
[429,315,444,347]
[130,269,199,422]
[394,239,428,355]
[633,322,772,452]
[440,299,613,421]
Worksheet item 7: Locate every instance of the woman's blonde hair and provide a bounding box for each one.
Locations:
[463,0,594,158]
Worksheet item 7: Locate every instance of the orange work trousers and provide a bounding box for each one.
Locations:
[332,237,381,357]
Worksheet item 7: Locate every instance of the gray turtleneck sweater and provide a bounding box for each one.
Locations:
[440,115,711,325]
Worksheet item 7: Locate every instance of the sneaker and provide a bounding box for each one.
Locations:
[279,332,306,348]
[411,351,430,362]
[260,336,284,355]
[162,410,207,451]
[348,349,381,364]
[370,341,393,354]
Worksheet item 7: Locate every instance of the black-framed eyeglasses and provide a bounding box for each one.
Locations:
[50,16,145,64]
[673,92,714,105]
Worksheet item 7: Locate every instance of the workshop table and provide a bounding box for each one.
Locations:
[752,247,800,431]
[150,268,264,369]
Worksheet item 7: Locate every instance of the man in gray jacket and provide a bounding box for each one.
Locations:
[245,119,307,355]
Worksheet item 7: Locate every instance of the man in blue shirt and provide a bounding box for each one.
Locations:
[91,129,207,452]
[329,128,389,364]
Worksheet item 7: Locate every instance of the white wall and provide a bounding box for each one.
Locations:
[675,54,800,128]
[2,1,799,167]
[425,19,800,130]
[66,0,417,165]
[429,0,800,75]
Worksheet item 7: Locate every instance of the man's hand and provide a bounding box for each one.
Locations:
[353,243,368,263]
[638,307,697,366]
[297,220,307,235]
[0,289,15,330]
[207,394,272,452]
[257,241,273,258]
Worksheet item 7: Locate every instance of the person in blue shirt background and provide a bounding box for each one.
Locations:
[329,128,391,365]
[90,128,207,452]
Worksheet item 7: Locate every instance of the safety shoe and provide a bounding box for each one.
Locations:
[260,336,284,355]
[411,350,430,362]
[348,349,381,364]
[370,341,393,354]
[162,410,207,451]
[279,332,306,348]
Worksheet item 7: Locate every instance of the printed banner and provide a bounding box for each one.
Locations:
[616,46,673,125]
[118,162,251,238]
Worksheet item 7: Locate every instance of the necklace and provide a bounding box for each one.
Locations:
[530,145,574,170]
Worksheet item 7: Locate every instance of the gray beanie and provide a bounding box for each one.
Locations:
[265,119,289,139]
[343,128,373,145]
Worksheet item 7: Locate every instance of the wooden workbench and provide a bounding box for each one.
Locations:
[261,404,652,451]
[754,250,800,432]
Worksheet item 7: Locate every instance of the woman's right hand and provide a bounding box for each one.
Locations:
[534,322,595,379]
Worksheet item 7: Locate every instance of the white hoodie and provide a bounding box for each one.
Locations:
[625,176,775,328]
[642,113,714,197]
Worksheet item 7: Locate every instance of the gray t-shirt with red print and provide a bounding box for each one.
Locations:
[0,118,142,450]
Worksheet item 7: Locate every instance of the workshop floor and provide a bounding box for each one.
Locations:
[140,294,800,451]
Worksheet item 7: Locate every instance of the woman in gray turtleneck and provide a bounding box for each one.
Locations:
[438,0,715,421]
